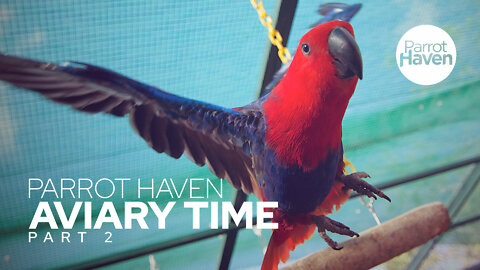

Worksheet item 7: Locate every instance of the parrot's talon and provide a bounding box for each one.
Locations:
[319,231,343,250]
[312,215,359,249]
[337,171,391,202]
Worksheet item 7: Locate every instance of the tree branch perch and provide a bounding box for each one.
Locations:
[283,202,450,270]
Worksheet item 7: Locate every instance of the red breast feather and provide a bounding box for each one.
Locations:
[263,21,358,170]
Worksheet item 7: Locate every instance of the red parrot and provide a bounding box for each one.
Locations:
[0,20,389,269]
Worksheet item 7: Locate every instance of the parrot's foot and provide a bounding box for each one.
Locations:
[311,215,359,250]
[338,172,391,202]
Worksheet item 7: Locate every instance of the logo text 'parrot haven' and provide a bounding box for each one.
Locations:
[399,41,453,67]
[396,25,456,85]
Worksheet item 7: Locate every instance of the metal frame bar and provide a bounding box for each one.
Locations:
[218,191,248,270]
[60,155,480,269]
[218,1,298,269]
[351,155,480,198]
[61,219,253,270]
[407,164,480,270]
[451,213,480,229]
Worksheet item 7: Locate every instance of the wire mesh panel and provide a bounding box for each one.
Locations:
[0,1,272,269]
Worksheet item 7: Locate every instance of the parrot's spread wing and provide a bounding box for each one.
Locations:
[317,3,351,15]
[310,3,362,28]
[0,54,263,196]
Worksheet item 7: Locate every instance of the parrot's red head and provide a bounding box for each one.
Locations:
[264,21,363,169]
[291,20,362,92]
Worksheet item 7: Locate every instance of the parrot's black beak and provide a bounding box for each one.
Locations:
[328,27,363,80]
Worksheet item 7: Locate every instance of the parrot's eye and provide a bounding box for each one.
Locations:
[301,43,310,56]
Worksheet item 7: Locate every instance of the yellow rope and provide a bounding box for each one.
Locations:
[343,155,357,174]
[250,0,291,63]
[249,0,355,174]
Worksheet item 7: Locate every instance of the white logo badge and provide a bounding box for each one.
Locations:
[396,25,456,85]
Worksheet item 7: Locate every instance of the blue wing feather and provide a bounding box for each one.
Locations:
[0,53,263,195]
[0,2,362,200]
[310,3,362,28]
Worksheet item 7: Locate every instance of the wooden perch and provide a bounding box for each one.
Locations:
[283,202,450,270]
